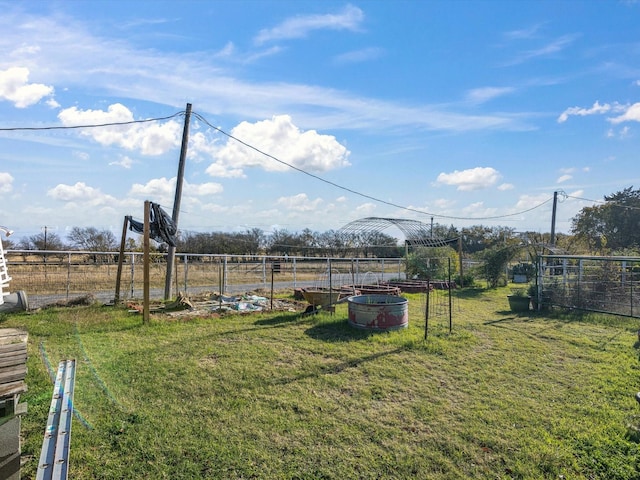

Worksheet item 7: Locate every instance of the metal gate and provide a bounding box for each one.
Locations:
[539,255,640,318]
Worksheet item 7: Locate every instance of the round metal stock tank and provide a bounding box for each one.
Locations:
[0,291,28,313]
[347,294,408,331]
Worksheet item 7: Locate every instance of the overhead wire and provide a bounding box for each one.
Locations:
[0,112,184,131]
[1,108,554,223]
[564,193,640,211]
[192,111,554,222]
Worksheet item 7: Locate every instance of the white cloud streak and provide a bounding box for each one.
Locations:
[465,86,516,104]
[557,101,611,123]
[254,4,364,45]
[0,8,528,134]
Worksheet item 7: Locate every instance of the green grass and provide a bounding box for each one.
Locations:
[3,287,640,479]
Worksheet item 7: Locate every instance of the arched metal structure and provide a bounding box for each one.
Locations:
[339,217,453,247]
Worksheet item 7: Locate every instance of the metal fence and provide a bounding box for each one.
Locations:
[539,254,640,318]
[5,250,406,309]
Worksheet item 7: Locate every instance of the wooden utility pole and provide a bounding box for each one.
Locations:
[550,191,558,247]
[143,201,150,324]
[164,103,192,300]
[114,216,129,305]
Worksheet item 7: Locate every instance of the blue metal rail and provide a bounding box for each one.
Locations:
[36,359,76,480]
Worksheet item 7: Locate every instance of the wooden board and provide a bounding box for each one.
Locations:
[0,329,28,400]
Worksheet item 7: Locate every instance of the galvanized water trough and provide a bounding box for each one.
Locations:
[347,294,408,331]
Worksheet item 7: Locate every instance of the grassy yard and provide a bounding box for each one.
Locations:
[2,287,640,479]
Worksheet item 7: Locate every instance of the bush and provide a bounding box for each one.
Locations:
[482,245,520,288]
[406,246,459,280]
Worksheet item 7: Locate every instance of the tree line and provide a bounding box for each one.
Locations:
[5,187,640,258]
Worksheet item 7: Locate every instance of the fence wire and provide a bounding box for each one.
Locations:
[540,255,640,318]
[5,251,406,309]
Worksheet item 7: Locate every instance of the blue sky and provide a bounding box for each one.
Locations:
[1,1,640,243]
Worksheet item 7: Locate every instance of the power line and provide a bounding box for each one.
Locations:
[192,112,554,222]
[0,112,184,131]
[0,109,554,222]
[564,193,640,211]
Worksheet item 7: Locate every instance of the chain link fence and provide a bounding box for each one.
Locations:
[539,255,640,318]
[5,250,406,308]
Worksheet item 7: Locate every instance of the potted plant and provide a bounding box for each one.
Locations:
[527,283,541,310]
[507,287,530,312]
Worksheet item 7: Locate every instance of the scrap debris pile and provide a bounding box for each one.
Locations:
[129,291,303,318]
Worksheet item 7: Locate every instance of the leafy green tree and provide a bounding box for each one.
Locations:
[571,187,640,252]
[481,244,520,288]
[460,225,515,254]
[405,246,459,280]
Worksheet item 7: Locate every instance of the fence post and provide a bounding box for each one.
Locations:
[631,264,635,317]
[223,256,228,293]
[129,253,135,299]
[293,257,297,287]
[183,254,188,293]
[66,253,71,302]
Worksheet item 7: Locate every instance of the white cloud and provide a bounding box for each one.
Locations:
[201,203,229,214]
[608,102,640,124]
[333,47,384,65]
[557,174,572,183]
[47,181,118,207]
[513,193,550,211]
[188,131,220,162]
[205,163,246,178]
[497,183,514,191]
[461,201,498,217]
[465,87,515,104]
[503,23,544,40]
[188,182,224,196]
[129,177,176,198]
[0,67,55,108]
[436,167,501,191]
[216,41,235,57]
[0,172,14,194]
[276,193,323,212]
[557,101,611,123]
[355,202,376,214]
[254,4,364,45]
[129,177,223,201]
[0,10,531,135]
[208,115,350,177]
[109,155,134,169]
[508,34,579,65]
[58,103,182,155]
